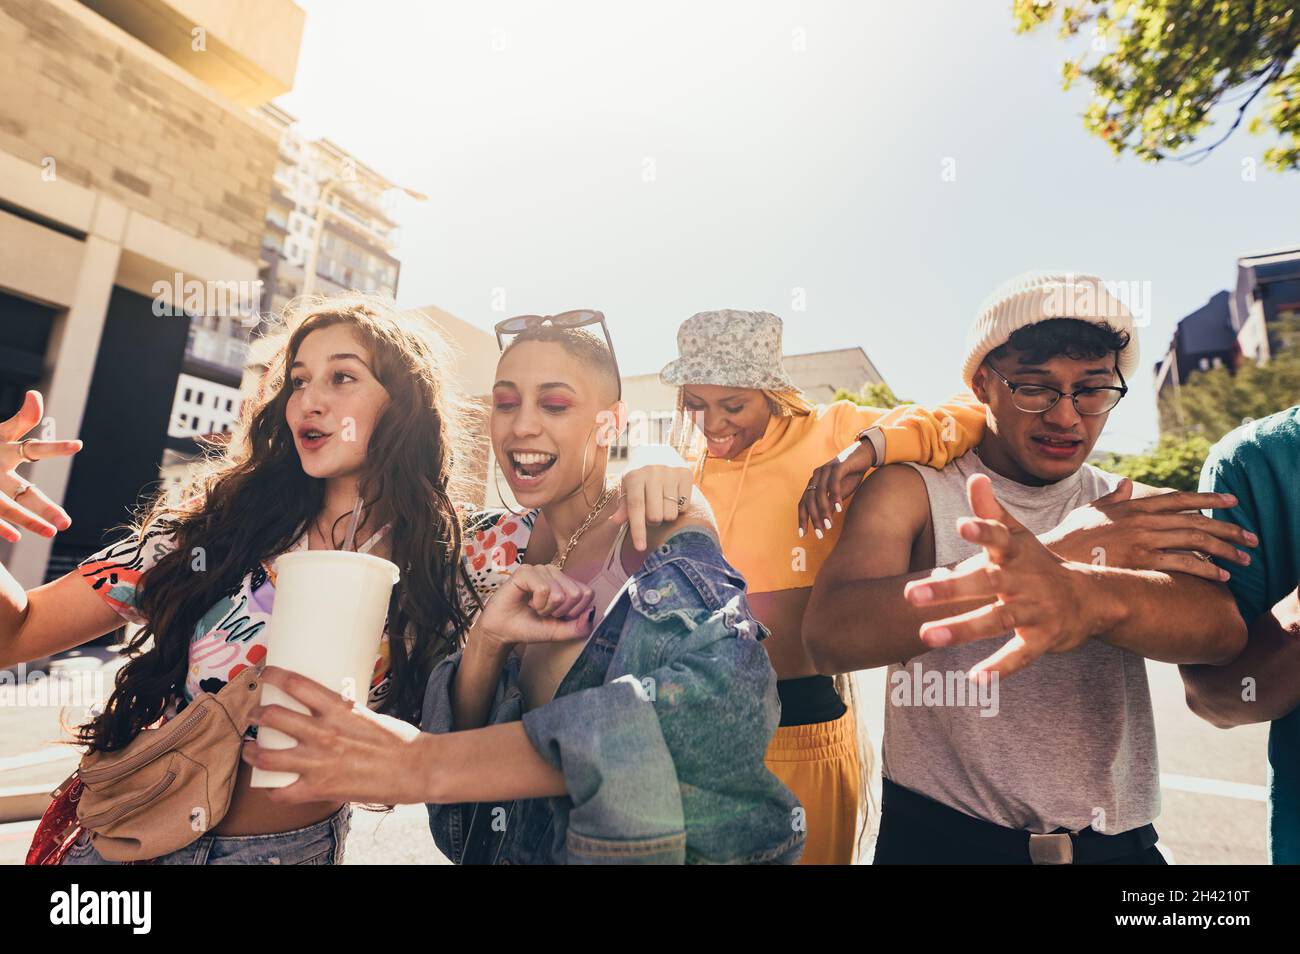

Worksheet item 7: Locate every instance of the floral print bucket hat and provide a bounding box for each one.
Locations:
[659,309,798,390]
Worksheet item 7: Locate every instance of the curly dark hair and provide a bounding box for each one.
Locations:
[77,295,475,753]
[987,318,1130,367]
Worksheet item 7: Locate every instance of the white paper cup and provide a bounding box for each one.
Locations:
[249,549,400,788]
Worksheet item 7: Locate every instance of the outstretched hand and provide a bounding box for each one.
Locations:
[1039,478,1251,581]
[0,391,81,542]
[904,473,1098,681]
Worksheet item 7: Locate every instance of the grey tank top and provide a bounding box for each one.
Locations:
[884,453,1160,834]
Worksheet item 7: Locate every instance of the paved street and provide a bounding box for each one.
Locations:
[1,651,1271,865]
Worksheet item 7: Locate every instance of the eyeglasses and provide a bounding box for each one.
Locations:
[984,362,1128,416]
[494,310,622,400]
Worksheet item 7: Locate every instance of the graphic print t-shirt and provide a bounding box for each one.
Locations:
[79,527,395,737]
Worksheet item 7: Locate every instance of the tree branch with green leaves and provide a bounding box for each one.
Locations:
[1015,0,1300,171]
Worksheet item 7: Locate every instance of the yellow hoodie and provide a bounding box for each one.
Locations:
[692,394,985,593]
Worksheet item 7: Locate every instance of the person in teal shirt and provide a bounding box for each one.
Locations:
[1181,405,1300,864]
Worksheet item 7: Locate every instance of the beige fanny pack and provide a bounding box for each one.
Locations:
[68,666,264,862]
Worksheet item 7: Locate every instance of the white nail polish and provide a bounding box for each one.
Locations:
[797,527,804,538]
[815,528,824,539]
[834,502,842,513]
[823,518,832,530]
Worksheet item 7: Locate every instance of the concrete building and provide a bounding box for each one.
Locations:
[167,101,413,482]
[1231,247,1300,365]
[1154,249,1300,432]
[257,104,404,320]
[0,0,304,586]
[413,306,497,508]
[1152,291,1238,431]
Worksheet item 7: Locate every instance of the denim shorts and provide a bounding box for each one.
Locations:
[62,804,351,865]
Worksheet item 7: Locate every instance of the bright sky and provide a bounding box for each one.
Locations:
[278,0,1298,454]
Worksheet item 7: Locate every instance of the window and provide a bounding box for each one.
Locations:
[608,430,630,460]
[226,398,233,412]
[183,388,192,402]
[650,412,674,445]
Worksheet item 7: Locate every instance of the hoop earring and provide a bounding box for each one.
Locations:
[582,426,595,512]
[579,423,604,509]
[492,458,528,516]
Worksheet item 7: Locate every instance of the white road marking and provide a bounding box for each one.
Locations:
[1161,772,1267,802]
[0,748,78,773]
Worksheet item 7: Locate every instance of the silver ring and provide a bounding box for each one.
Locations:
[13,482,31,501]
[17,439,37,463]
[664,494,687,507]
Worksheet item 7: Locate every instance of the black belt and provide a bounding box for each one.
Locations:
[882,778,1158,865]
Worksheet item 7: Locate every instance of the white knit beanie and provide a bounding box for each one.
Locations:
[961,272,1141,389]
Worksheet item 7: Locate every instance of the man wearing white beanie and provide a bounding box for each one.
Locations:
[804,272,1255,864]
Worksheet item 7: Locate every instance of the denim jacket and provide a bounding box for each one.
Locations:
[421,525,805,864]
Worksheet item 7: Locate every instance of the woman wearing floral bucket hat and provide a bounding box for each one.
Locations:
[619,309,986,864]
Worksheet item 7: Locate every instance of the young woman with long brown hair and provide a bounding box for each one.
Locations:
[11,294,473,865]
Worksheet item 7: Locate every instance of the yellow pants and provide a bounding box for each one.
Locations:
[764,707,861,865]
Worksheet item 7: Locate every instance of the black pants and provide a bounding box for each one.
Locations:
[872,779,1166,865]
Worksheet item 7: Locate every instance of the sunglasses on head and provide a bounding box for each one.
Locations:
[494,310,622,400]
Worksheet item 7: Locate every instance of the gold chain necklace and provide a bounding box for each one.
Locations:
[550,485,619,570]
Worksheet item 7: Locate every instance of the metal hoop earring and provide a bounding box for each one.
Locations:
[492,458,528,516]
[579,423,602,509]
